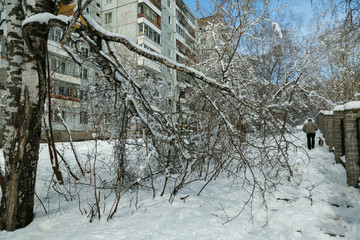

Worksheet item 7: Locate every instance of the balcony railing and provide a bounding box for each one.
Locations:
[138,3,161,29]
[51,94,80,102]
[149,0,161,10]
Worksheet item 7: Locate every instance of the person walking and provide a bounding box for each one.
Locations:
[302,118,318,150]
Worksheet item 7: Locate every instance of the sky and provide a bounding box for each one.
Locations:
[183,0,315,20]
[183,0,316,37]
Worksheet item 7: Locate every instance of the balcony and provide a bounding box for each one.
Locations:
[137,57,161,73]
[51,94,80,102]
[138,2,161,29]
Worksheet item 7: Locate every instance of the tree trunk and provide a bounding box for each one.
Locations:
[0,0,53,231]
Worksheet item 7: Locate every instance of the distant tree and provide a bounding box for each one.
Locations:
[313,0,360,103]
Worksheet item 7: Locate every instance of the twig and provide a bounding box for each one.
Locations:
[35,192,48,215]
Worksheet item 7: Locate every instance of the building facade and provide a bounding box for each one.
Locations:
[0,2,102,142]
[0,0,197,142]
[100,0,197,113]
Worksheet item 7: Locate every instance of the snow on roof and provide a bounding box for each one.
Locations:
[344,101,360,110]
[333,105,345,112]
[319,110,333,115]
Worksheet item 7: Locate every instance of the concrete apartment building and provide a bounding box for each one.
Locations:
[42,1,102,141]
[0,0,197,142]
[101,0,197,113]
[0,2,102,142]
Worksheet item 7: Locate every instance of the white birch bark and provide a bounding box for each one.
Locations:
[0,0,53,231]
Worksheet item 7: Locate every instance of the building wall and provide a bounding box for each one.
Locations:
[319,110,334,152]
[117,2,138,38]
[0,0,101,143]
[326,112,334,152]
[161,0,176,112]
[1,0,197,144]
[99,0,197,116]
[318,101,360,188]
[344,103,360,187]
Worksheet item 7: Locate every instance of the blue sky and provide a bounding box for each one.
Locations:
[183,0,212,17]
[183,0,315,20]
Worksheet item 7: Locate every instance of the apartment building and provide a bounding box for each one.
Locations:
[171,0,196,114]
[43,1,102,141]
[101,0,197,113]
[0,2,102,142]
[0,0,197,142]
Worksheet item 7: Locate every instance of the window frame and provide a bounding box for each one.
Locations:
[105,12,112,24]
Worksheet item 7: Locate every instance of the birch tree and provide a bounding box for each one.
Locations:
[0,0,53,231]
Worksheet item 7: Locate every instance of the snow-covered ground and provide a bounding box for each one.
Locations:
[1,128,360,240]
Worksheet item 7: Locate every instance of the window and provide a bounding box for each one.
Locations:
[105,12,112,23]
[138,23,144,34]
[138,23,161,45]
[81,68,88,79]
[168,16,171,24]
[81,47,89,57]
[106,0,112,3]
[52,80,81,99]
[184,8,196,25]
[58,85,65,95]
[138,4,144,15]
[80,111,88,124]
[176,54,184,63]
[150,0,161,9]
[50,57,67,75]
[59,62,66,74]
[167,0,170,7]
[176,39,188,55]
[49,28,62,43]
[51,109,66,123]
[168,32,172,41]
[176,24,185,38]
[51,110,59,122]
[137,3,161,27]
[167,48,171,57]
[69,86,78,98]
[50,58,57,71]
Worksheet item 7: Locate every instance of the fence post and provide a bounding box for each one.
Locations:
[344,101,360,188]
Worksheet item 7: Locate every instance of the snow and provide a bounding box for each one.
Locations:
[333,105,345,112]
[1,129,360,239]
[272,22,283,39]
[344,101,360,110]
[22,13,70,27]
[319,110,333,116]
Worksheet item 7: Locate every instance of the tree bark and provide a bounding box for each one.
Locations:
[0,0,53,231]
